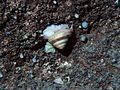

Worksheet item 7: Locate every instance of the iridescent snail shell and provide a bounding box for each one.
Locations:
[43,24,72,49]
[48,29,72,49]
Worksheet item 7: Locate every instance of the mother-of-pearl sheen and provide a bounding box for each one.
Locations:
[43,24,72,49]
[53,39,68,49]
[48,30,71,43]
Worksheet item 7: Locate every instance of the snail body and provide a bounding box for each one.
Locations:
[43,24,72,49]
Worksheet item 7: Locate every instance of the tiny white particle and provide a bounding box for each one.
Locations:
[53,0,57,4]
[35,41,38,45]
[23,34,28,39]
[74,13,79,19]
[78,25,82,29]
[13,15,17,19]
[101,59,104,63]
[27,11,31,15]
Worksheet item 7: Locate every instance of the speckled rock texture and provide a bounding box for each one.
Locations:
[0,0,120,90]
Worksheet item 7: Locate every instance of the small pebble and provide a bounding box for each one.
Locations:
[23,34,28,39]
[101,59,104,63]
[53,0,57,4]
[20,53,24,59]
[5,32,11,36]
[54,77,64,84]
[78,25,82,29]
[0,71,3,80]
[74,13,79,19]
[35,41,38,45]
[80,35,87,42]
[29,73,34,78]
[32,55,37,63]
[82,21,89,29]
[13,15,17,20]
[27,11,32,15]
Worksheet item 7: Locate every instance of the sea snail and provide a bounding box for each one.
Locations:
[43,24,73,49]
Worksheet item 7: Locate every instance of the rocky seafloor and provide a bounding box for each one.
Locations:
[0,0,120,90]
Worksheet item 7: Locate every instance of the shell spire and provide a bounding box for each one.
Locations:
[43,24,72,49]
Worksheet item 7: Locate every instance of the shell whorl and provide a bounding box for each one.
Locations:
[48,29,71,49]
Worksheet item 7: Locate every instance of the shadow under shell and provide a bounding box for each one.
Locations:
[56,31,77,56]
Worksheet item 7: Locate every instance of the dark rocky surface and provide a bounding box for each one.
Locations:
[0,0,120,90]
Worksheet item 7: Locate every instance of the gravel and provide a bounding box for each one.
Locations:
[0,0,120,90]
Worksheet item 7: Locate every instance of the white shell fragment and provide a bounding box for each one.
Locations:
[43,24,72,49]
[44,42,55,53]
